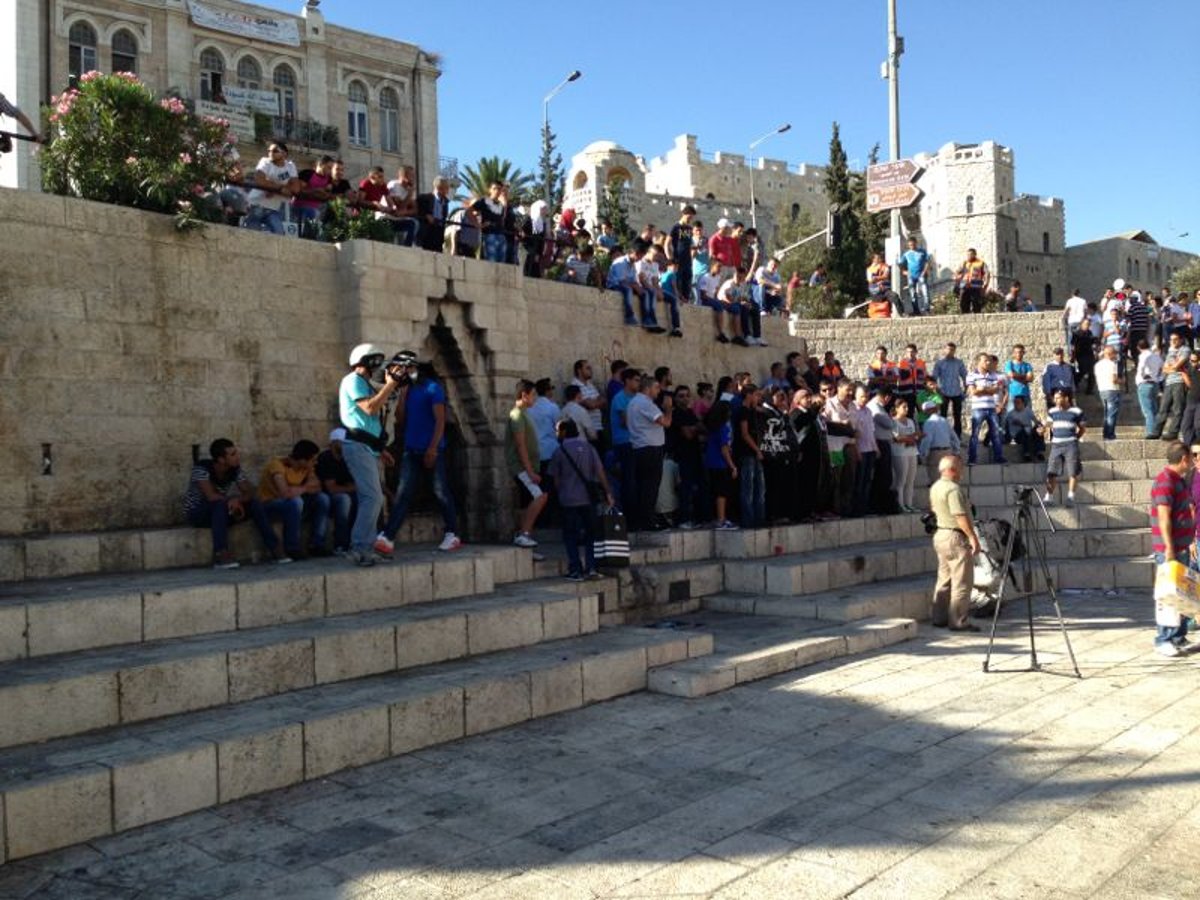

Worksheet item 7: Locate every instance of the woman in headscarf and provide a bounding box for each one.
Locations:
[522,199,548,277]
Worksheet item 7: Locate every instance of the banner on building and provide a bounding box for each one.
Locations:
[187,0,301,47]
[221,86,280,116]
[195,100,256,142]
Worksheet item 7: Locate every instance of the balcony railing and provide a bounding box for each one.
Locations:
[254,115,340,152]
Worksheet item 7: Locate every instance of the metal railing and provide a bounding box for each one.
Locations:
[256,116,340,152]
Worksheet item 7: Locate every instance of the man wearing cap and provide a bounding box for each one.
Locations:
[375,351,462,556]
[340,343,403,566]
[918,400,960,484]
[316,429,356,556]
[708,218,741,284]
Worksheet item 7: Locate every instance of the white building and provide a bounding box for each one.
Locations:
[1066,232,1198,301]
[2,0,443,192]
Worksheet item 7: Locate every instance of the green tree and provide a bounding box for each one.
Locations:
[1172,258,1200,295]
[855,143,888,256]
[457,155,536,204]
[536,121,566,210]
[772,205,824,286]
[599,179,634,245]
[823,122,869,301]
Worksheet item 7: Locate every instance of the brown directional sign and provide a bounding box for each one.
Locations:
[867,159,922,190]
[866,182,922,214]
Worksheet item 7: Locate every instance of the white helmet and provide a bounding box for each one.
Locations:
[348,342,386,368]
[1112,278,1126,291]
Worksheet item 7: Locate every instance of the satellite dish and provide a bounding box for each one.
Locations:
[1113,278,1126,291]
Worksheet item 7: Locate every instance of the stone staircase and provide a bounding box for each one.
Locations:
[0,434,1159,862]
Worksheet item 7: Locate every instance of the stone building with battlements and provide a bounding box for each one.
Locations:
[1066,231,1198,302]
[2,0,443,193]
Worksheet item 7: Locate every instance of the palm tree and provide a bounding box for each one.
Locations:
[457,155,536,204]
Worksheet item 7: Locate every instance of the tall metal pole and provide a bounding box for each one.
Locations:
[542,71,582,208]
[887,0,903,294]
[748,123,791,231]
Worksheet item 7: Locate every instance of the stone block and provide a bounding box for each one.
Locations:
[395,614,468,669]
[801,561,832,593]
[23,535,100,579]
[688,634,714,657]
[713,530,754,559]
[811,521,839,547]
[141,528,209,570]
[0,605,26,663]
[542,597,581,641]
[26,593,142,656]
[861,517,891,543]
[794,635,849,667]
[733,648,798,683]
[648,663,735,698]
[580,595,600,634]
[120,654,228,723]
[236,574,325,629]
[0,672,119,747]
[486,548,518,585]
[764,564,803,597]
[686,563,725,598]
[582,646,647,703]
[313,626,396,684]
[467,602,543,655]
[844,619,916,654]
[1057,561,1114,589]
[837,519,866,546]
[0,542,24,583]
[390,685,465,754]
[324,565,403,616]
[143,583,237,641]
[464,673,532,735]
[304,706,390,778]
[724,562,765,595]
[680,529,714,561]
[112,744,218,832]
[403,561,435,605]
[99,531,143,573]
[646,639,689,668]
[227,640,315,703]
[217,723,304,803]
[3,766,112,859]
[433,557,476,600]
[530,661,584,717]
[1114,561,1153,588]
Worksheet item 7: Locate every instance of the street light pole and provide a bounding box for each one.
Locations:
[886,0,904,294]
[542,70,582,209]
[748,123,791,230]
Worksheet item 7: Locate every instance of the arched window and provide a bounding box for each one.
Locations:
[965,195,975,215]
[1042,231,1050,254]
[347,80,369,146]
[236,56,262,90]
[1044,284,1053,306]
[68,21,98,86]
[379,86,400,153]
[111,29,138,75]
[273,64,296,120]
[199,48,225,101]
[1126,258,1133,279]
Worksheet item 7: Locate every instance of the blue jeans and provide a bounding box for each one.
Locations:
[1154,550,1191,646]
[1137,382,1159,437]
[330,492,356,550]
[1100,390,1121,440]
[392,217,419,247]
[738,455,766,528]
[482,233,506,262]
[264,493,330,554]
[908,279,929,314]
[186,497,278,556]
[607,283,642,326]
[341,440,383,555]
[242,205,284,234]
[561,504,598,575]
[969,409,1005,464]
[661,290,681,331]
[382,449,458,539]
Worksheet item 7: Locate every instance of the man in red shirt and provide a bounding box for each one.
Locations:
[1151,441,1195,656]
[708,218,741,283]
[357,166,391,213]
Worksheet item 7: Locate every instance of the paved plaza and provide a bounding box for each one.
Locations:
[1,589,1196,900]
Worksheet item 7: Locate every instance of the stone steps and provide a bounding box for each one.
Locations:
[0,586,603,750]
[0,626,712,861]
[0,547,532,663]
[976,502,1146,531]
[723,537,937,598]
[703,579,930,624]
[647,612,916,698]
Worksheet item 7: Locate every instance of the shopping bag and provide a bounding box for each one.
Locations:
[1154,561,1200,622]
[594,508,629,568]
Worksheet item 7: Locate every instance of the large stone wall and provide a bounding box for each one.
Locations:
[0,187,1068,539]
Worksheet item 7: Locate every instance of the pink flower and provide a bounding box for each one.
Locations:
[126,156,138,165]
[159,97,187,115]
[80,71,102,83]
[179,152,193,164]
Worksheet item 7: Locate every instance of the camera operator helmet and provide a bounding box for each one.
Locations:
[348,342,387,371]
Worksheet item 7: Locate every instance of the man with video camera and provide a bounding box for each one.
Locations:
[339,343,404,566]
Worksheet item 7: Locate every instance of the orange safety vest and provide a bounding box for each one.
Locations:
[897,358,927,390]
[868,359,899,384]
[867,298,892,319]
[820,362,844,381]
[960,258,987,288]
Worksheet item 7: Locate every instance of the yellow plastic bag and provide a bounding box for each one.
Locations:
[1153,561,1200,622]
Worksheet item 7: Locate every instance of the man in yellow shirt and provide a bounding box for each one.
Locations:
[929,454,981,631]
[259,439,330,559]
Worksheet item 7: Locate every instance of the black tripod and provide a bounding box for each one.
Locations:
[982,486,1081,677]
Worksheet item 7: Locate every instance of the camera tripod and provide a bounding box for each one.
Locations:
[982,486,1081,677]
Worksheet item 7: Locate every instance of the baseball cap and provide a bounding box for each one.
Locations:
[922,400,939,411]
[329,427,347,442]
[716,217,730,230]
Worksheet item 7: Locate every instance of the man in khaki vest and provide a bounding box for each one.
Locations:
[929,454,981,631]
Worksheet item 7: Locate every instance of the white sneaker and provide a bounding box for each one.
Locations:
[514,532,538,548]
[438,532,463,552]
[1042,492,1053,505]
[1155,641,1182,658]
[373,532,395,558]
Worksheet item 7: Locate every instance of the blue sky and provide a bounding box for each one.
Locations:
[330,0,1199,253]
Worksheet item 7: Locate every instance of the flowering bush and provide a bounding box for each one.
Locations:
[40,71,235,227]
[320,198,397,244]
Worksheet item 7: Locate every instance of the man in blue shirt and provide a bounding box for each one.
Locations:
[374,351,462,556]
[1041,347,1076,406]
[610,368,641,521]
[606,243,649,327]
[339,343,403,566]
[901,237,930,316]
[1003,344,1034,411]
[932,342,968,437]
